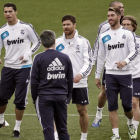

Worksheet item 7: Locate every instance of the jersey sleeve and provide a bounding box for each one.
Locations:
[26,24,41,56]
[92,22,108,65]
[95,35,106,79]
[79,39,93,78]
[0,35,3,56]
[66,55,73,104]
[124,32,138,64]
[31,55,40,102]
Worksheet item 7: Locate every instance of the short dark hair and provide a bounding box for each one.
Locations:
[122,15,137,32]
[62,15,76,24]
[4,3,17,11]
[109,1,122,7]
[108,7,121,16]
[40,30,56,48]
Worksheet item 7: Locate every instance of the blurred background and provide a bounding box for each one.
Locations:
[0,0,140,139]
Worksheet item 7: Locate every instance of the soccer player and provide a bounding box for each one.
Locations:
[31,30,73,140]
[56,15,93,140]
[92,0,125,127]
[0,3,41,138]
[96,7,137,139]
[122,15,140,136]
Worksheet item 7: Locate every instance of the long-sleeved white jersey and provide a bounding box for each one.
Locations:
[0,20,41,69]
[92,20,110,65]
[55,30,93,88]
[96,26,137,79]
[132,34,140,79]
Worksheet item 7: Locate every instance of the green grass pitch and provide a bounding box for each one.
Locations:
[0,0,140,139]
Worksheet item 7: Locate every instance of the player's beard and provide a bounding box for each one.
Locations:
[64,29,74,36]
[110,18,119,28]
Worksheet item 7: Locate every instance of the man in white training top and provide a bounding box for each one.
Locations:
[96,7,137,140]
[0,3,41,138]
[92,1,125,127]
[56,15,92,140]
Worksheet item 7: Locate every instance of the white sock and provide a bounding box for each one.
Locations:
[0,113,4,124]
[133,120,139,131]
[14,120,22,132]
[81,132,87,139]
[54,131,58,137]
[96,106,103,119]
[127,118,133,126]
[112,128,119,137]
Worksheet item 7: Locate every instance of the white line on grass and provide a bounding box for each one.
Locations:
[5,114,125,117]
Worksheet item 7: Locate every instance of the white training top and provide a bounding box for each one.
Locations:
[92,20,110,65]
[132,34,140,79]
[56,30,93,88]
[95,26,137,79]
[0,20,41,69]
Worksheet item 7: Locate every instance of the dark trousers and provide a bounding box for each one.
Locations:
[35,96,69,140]
[105,74,132,112]
[0,67,30,108]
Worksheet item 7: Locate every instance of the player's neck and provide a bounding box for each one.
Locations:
[8,19,18,25]
[111,24,121,30]
[45,45,55,50]
[65,30,75,39]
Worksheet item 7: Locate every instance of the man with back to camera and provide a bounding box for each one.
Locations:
[0,3,41,138]
[92,0,125,127]
[96,7,137,140]
[56,15,93,140]
[31,30,73,140]
[122,15,140,138]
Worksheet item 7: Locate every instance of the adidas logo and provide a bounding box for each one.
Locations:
[3,33,7,37]
[105,37,108,41]
[81,100,87,103]
[128,85,132,88]
[47,57,65,71]
[47,58,65,80]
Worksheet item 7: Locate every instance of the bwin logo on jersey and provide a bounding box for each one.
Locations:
[7,38,24,45]
[47,58,65,79]
[108,42,124,50]
[47,72,65,79]
[47,58,65,71]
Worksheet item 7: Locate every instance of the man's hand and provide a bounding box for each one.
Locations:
[0,59,2,64]
[95,78,101,89]
[73,74,82,83]
[20,56,26,64]
[115,61,127,69]
[20,53,30,64]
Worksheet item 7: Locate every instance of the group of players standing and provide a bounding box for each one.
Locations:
[0,1,139,140]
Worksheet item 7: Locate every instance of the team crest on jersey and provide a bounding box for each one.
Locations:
[122,34,126,39]
[76,45,80,53]
[1,31,9,40]
[21,30,25,35]
[56,44,65,51]
[102,35,111,44]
